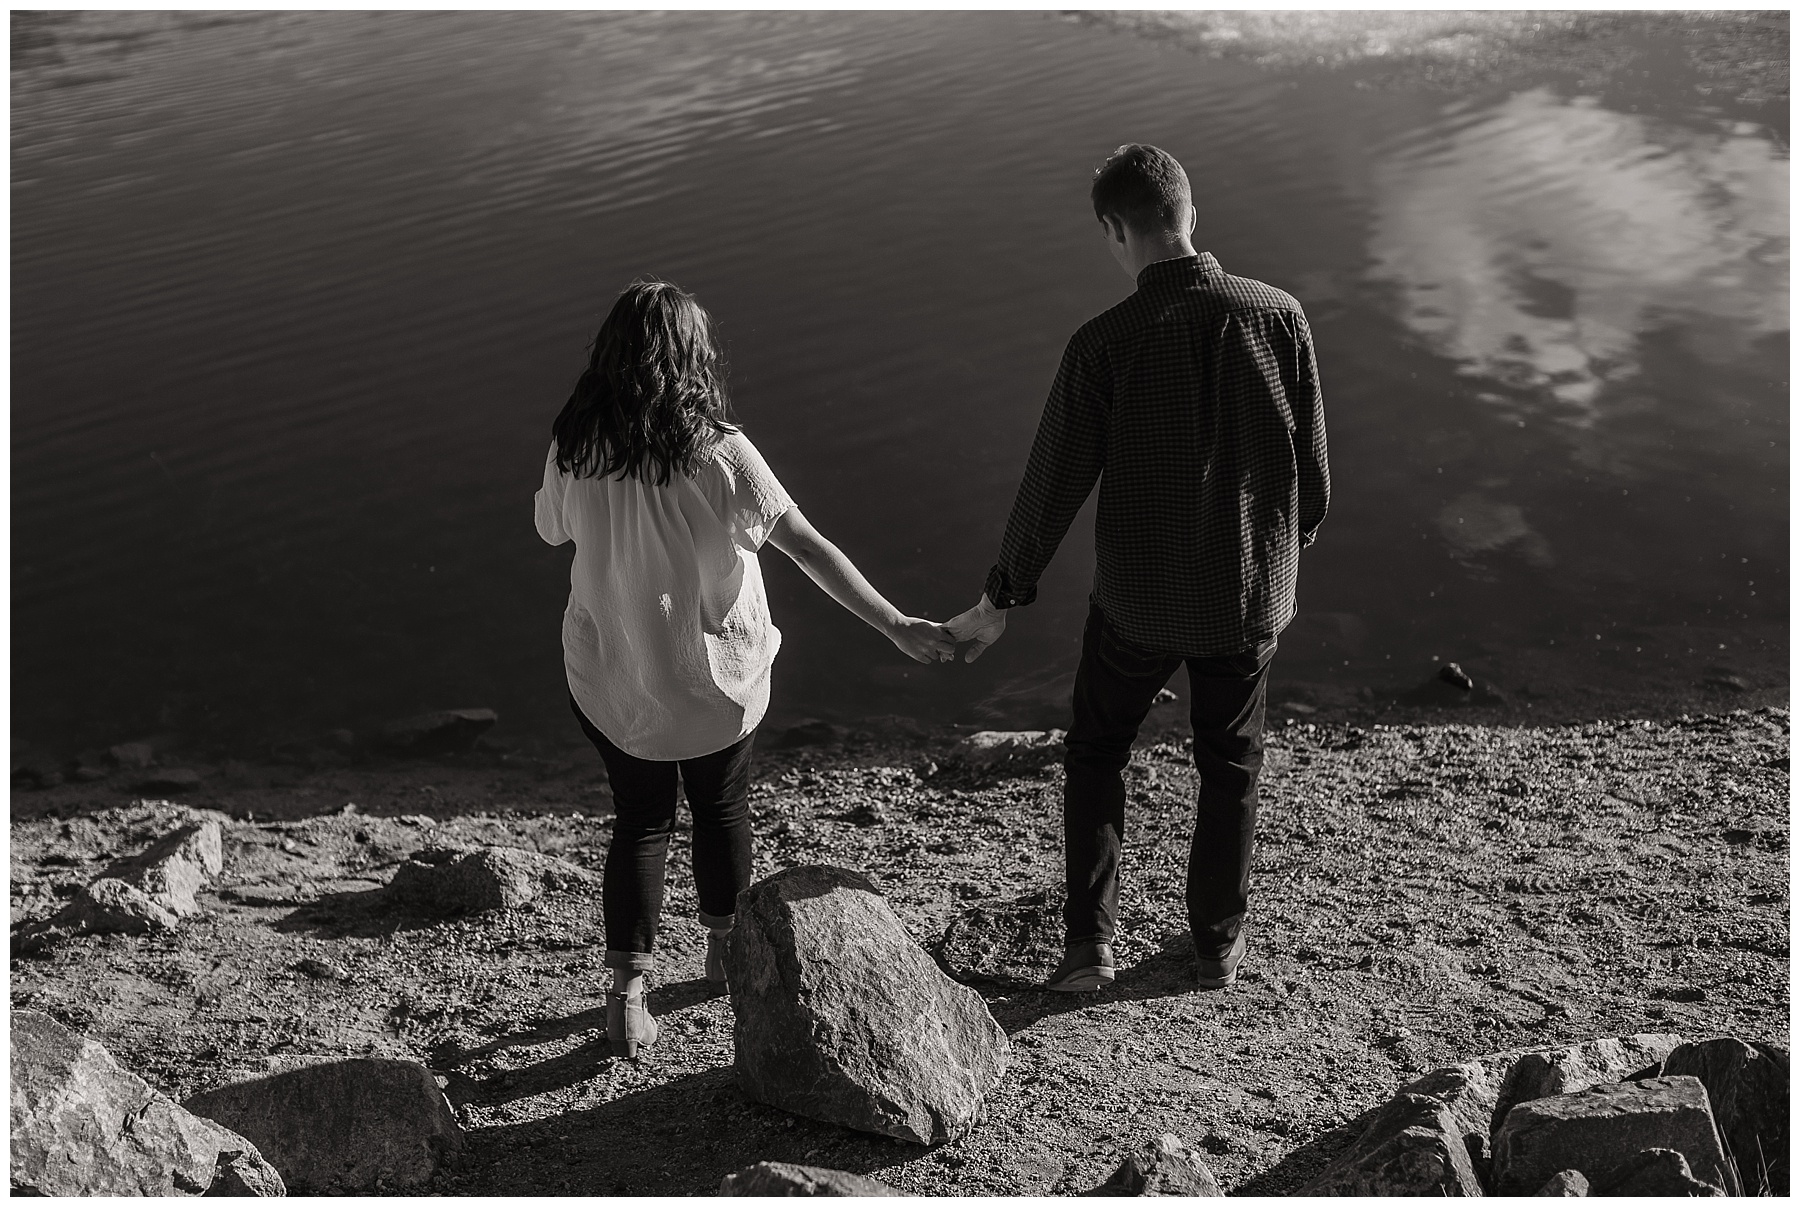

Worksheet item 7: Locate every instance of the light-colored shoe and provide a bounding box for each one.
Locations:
[1195,931,1247,990]
[607,991,659,1058]
[1044,941,1116,993]
[706,930,731,986]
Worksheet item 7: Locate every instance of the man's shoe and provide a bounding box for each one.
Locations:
[1044,941,1116,993]
[1195,931,1247,990]
[607,991,659,1058]
[705,930,730,986]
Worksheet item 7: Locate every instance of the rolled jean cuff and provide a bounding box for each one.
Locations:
[604,949,656,973]
[698,909,735,932]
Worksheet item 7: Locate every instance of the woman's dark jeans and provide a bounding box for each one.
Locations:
[1063,603,1274,960]
[570,696,755,973]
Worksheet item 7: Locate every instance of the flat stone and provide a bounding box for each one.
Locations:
[1663,1037,1788,1195]
[385,845,597,914]
[378,709,497,756]
[1492,1076,1735,1195]
[1594,1147,1726,1196]
[1089,1133,1223,1195]
[935,885,1063,986]
[1295,1090,1483,1196]
[1534,1168,1589,1195]
[719,1161,906,1195]
[729,865,1010,1146]
[183,1058,461,1193]
[10,1010,283,1196]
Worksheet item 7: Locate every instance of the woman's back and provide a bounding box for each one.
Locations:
[535,428,793,760]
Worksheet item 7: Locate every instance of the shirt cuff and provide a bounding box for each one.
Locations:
[983,564,1036,609]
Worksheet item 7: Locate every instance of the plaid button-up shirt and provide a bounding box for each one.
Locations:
[984,253,1329,656]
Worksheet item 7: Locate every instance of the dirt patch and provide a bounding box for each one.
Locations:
[10,707,1787,1194]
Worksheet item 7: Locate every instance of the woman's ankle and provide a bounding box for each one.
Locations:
[611,970,646,998]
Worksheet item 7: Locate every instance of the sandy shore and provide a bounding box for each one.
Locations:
[9,700,1788,1194]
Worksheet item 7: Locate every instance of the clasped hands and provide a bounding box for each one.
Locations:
[886,594,1007,665]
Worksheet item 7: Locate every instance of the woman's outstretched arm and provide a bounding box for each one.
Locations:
[767,508,953,665]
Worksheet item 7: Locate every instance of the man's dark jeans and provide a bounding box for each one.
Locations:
[570,695,754,971]
[1063,603,1274,960]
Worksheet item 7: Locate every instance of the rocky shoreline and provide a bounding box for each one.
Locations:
[10,703,1789,1194]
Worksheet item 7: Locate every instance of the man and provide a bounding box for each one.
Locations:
[945,144,1329,993]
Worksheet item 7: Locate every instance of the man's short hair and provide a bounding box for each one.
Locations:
[1090,144,1191,234]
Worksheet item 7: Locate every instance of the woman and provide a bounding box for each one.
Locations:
[534,279,951,1058]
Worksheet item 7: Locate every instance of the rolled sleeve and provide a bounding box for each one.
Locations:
[535,444,571,546]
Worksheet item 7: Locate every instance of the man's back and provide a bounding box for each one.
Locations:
[987,252,1329,656]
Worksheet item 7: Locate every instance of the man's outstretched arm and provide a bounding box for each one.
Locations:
[948,333,1110,661]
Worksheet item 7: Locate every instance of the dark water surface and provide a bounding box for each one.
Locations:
[13,12,1788,754]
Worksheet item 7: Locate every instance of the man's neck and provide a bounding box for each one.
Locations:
[1126,234,1197,278]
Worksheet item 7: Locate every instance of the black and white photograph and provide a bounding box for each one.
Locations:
[8,7,1789,1197]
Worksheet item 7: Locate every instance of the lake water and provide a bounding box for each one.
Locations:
[12,11,1788,756]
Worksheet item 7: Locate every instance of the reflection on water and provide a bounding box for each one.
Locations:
[10,12,1789,754]
[1370,87,1787,423]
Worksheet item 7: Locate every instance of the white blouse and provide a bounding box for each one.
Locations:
[534,429,794,760]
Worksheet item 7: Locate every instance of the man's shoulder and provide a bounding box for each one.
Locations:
[1211,270,1307,318]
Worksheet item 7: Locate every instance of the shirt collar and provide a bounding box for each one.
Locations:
[1136,252,1221,287]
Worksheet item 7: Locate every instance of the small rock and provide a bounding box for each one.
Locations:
[377,709,498,756]
[397,814,438,828]
[1534,1168,1589,1195]
[1663,1037,1789,1195]
[386,846,597,914]
[1594,1147,1726,1196]
[729,865,1010,1146]
[137,768,204,793]
[961,729,1065,767]
[1152,688,1179,705]
[294,957,349,982]
[1281,701,1317,715]
[719,1161,906,1195]
[1491,1076,1736,1195]
[11,1010,284,1196]
[110,741,157,768]
[183,1058,461,1193]
[1089,1133,1223,1195]
[1703,672,1750,692]
[15,819,224,950]
[1438,662,1474,691]
[935,885,1063,986]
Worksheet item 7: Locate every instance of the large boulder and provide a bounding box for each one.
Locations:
[1488,1033,1689,1153]
[15,818,224,951]
[718,1161,905,1195]
[728,865,1010,1146]
[1089,1133,1223,1195]
[1533,1169,1589,1195]
[1295,1090,1483,1196]
[10,1010,283,1196]
[1491,1076,1736,1195]
[182,1058,461,1193]
[379,709,497,755]
[1663,1037,1788,1195]
[386,845,596,913]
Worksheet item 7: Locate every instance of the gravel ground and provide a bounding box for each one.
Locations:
[9,705,1789,1195]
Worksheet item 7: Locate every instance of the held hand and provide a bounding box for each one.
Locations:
[888,616,956,665]
[944,595,1007,662]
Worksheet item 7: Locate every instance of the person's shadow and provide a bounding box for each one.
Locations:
[961,930,1210,1034]
[431,977,726,1108]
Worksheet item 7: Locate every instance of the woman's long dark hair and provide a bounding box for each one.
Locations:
[552,279,736,484]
